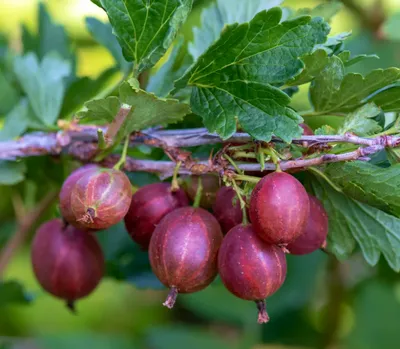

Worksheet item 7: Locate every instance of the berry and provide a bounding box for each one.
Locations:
[31,219,104,310]
[300,123,314,135]
[213,186,246,234]
[124,182,189,249]
[70,168,132,230]
[149,207,223,308]
[250,172,310,245]
[218,224,287,323]
[59,164,99,227]
[287,194,328,255]
[184,174,220,209]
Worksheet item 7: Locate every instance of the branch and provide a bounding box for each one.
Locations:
[0,126,398,160]
[0,191,58,278]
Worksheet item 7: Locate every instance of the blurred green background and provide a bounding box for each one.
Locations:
[1,0,400,348]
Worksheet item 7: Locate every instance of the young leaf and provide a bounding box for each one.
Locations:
[310,56,400,114]
[117,80,190,140]
[85,17,130,72]
[0,68,19,115]
[99,0,193,73]
[0,161,26,185]
[189,0,283,60]
[287,49,329,86]
[338,103,382,135]
[77,96,121,124]
[309,174,400,271]
[338,50,379,67]
[326,161,400,217]
[13,53,71,126]
[175,8,330,141]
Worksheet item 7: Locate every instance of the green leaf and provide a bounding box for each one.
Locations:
[117,79,190,140]
[61,67,119,118]
[338,50,379,67]
[383,12,400,41]
[189,0,283,60]
[310,56,400,114]
[77,96,120,124]
[326,161,400,217]
[147,37,186,97]
[287,49,329,86]
[146,326,231,349]
[13,53,71,125]
[0,161,26,185]
[338,103,382,135]
[99,0,193,73]
[308,174,400,271]
[368,84,400,112]
[0,67,19,115]
[314,125,336,135]
[0,99,35,141]
[175,8,330,141]
[0,280,32,307]
[85,17,130,72]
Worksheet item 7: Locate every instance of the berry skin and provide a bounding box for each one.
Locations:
[184,174,220,209]
[149,207,223,308]
[59,164,99,227]
[31,219,104,310]
[124,182,189,249]
[213,186,246,234]
[300,123,314,135]
[218,224,287,323]
[70,168,132,230]
[287,194,328,255]
[249,172,310,245]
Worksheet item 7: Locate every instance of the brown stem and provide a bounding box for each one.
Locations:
[163,286,178,309]
[255,300,270,324]
[0,191,58,278]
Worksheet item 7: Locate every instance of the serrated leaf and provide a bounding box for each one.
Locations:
[175,8,330,141]
[338,103,382,135]
[295,1,342,22]
[77,96,120,123]
[338,50,379,67]
[326,161,400,217]
[117,80,190,140]
[310,56,400,114]
[314,31,351,55]
[308,174,400,271]
[0,99,36,141]
[0,161,26,185]
[85,17,130,72]
[383,12,400,41]
[61,67,119,118]
[0,280,32,307]
[189,0,283,60]
[368,84,400,112]
[13,53,71,125]
[287,49,329,86]
[99,0,193,73]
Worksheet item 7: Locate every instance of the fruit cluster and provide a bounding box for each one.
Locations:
[31,155,328,323]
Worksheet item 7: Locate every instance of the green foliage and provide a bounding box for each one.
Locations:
[309,174,400,271]
[0,281,32,306]
[326,161,400,217]
[0,99,35,141]
[98,0,193,74]
[78,96,121,124]
[176,8,330,141]
[189,0,283,60]
[13,53,71,126]
[0,161,26,185]
[338,103,382,135]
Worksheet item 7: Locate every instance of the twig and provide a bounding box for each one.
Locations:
[0,126,398,160]
[0,191,58,278]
